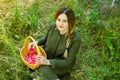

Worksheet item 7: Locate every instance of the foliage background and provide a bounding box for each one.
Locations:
[0,0,120,80]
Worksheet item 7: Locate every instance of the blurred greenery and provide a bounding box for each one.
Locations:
[0,0,120,80]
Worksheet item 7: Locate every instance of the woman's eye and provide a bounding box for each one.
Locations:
[57,18,60,21]
[63,20,67,23]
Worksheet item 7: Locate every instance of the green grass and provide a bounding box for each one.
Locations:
[0,0,120,80]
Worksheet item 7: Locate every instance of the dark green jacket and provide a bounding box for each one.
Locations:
[38,24,81,70]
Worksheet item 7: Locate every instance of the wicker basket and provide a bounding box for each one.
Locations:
[20,36,47,70]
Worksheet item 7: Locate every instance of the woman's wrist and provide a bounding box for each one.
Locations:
[47,60,51,65]
[36,41,38,45]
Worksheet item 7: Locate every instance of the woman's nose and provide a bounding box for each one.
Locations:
[59,21,63,25]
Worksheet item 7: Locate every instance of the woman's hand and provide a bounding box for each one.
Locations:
[36,55,50,65]
[28,41,38,50]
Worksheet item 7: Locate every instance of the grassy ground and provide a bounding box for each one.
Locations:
[0,0,120,80]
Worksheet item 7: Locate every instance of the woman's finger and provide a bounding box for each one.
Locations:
[28,42,35,50]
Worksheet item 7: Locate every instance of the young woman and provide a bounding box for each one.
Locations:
[29,7,81,80]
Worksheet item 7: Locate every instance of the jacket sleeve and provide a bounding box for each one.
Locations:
[37,36,47,46]
[37,23,55,46]
[49,37,81,69]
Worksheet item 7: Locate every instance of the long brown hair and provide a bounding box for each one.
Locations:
[54,7,75,58]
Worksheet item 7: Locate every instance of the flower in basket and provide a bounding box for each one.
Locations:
[25,47,37,64]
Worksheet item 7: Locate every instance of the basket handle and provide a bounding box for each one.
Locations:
[23,36,41,55]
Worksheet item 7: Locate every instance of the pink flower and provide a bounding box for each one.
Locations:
[25,47,37,64]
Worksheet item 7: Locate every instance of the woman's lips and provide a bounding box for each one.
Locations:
[59,26,63,28]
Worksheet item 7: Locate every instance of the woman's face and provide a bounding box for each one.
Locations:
[56,13,69,34]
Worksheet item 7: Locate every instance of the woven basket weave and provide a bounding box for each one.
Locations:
[20,36,47,70]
